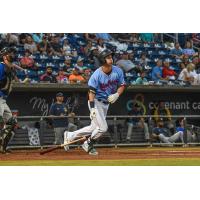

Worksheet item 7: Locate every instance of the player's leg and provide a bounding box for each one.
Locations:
[1,103,16,153]
[64,120,96,141]
[126,123,133,142]
[54,128,60,145]
[143,122,150,141]
[68,122,77,132]
[168,131,184,143]
[63,101,98,151]
[54,127,65,145]
[158,133,170,143]
[82,101,109,155]
[0,100,7,152]
[64,100,98,142]
[0,98,5,128]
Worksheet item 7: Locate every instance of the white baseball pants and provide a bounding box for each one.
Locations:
[66,99,109,141]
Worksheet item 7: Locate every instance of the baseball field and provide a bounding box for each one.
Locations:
[1,147,200,166]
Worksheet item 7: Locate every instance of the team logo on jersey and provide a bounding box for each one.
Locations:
[100,79,118,91]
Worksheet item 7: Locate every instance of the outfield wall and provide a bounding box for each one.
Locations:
[9,83,200,116]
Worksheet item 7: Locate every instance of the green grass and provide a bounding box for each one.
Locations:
[1,158,200,166]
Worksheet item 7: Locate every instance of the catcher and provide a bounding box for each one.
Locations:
[0,47,18,153]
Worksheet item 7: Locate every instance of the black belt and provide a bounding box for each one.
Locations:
[97,99,109,105]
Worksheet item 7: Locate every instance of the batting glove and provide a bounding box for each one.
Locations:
[108,93,119,104]
[90,108,97,120]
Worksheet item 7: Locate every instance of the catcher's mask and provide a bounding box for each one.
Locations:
[0,47,16,63]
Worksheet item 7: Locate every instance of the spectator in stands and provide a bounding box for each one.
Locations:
[152,59,167,82]
[178,63,196,84]
[127,50,134,62]
[62,38,73,56]
[20,49,38,71]
[138,52,149,70]
[135,71,148,85]
[56,68,69,83]
[38,35,51,55]
[32,33,43,44]
[82,67,92,82]
[84,33,97,42]
[95,33,112,41]
[126,102,150,143]
[50,35,62,56]
[40,66,57,83]
[182,41,198,57]
[84,41,93,56]
[170,42,183,59]
[24,35,38,54]
[192,56,200,69]
[88,46,100,69]
[179,54,190,69]
[153,33,162,43]
[5,33,19,45]
[97,38,107,52]
[115,33,134,43]
[131,33,140,43]
[75,56,85,73]
[19,33,28,45]
[140,33,154,42]
[116,51,136,73]
[68,67,86,84]
[192,56,200,83]
[49,92,68,145]
[162,60,177,80]
[151,118,184,143]
[192,33,200,48]
[71,48,78,58]
[62,56,72,74]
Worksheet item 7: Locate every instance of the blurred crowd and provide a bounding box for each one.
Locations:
[0,33,200,86]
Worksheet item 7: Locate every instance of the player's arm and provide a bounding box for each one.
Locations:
[108,68,126,104]
[116,85,125,96]
[88,86,96,108]
[88,90,95,101]
[88,87,96,120]
[108,85,125,104]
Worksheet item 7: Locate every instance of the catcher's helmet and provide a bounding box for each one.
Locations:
[98,49,113,65]
[0,47,16,62]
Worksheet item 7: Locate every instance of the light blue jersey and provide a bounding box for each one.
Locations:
[88,65,126,101]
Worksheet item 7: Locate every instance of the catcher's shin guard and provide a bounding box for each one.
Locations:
[1,129,15,152]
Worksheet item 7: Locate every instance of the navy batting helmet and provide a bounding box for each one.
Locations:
[98,49,113,65]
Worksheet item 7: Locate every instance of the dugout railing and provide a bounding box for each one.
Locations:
[8,115,200,150]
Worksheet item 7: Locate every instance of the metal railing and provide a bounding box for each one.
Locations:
[10,114,200,149]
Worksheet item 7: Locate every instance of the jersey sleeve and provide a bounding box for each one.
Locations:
[88,72,98,89]
[118,68,126,87]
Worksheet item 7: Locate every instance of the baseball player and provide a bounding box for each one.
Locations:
[0,47,18,153]
[64,49,126,155]
[152,118,184,143]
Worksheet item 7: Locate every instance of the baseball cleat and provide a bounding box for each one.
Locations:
[82,140,89,152]
[82,141,98,155]
[89,148,98,156]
